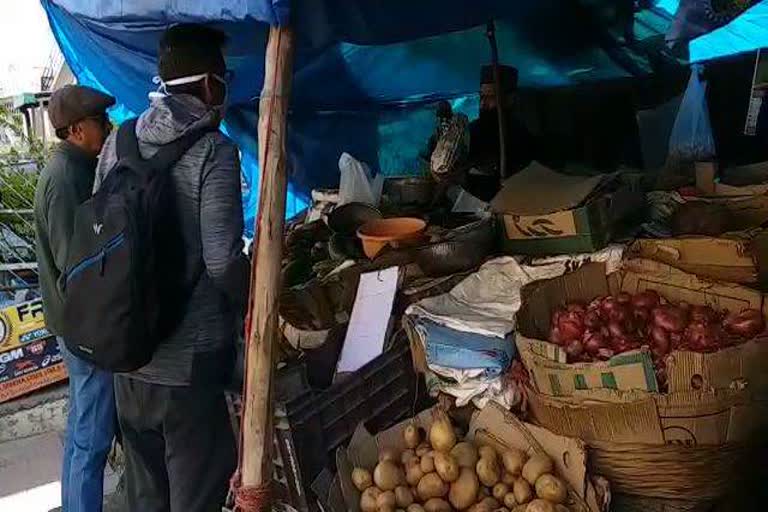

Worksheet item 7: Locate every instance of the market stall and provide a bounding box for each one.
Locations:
[36,1,768,511]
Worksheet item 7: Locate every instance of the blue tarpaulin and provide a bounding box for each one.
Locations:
[41,0,768,233]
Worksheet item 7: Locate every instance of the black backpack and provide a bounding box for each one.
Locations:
[62,118,210,372]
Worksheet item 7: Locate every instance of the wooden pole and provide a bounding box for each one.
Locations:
[241,25,295,498]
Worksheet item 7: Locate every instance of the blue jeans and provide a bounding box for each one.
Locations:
[59,338,116,512]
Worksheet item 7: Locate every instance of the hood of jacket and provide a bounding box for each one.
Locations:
[136,94,221,147]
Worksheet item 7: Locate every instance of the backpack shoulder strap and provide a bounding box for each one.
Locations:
[115,118,140,161]
[148,127,217,171]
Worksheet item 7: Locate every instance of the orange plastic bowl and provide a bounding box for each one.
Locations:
[357,217,427,259]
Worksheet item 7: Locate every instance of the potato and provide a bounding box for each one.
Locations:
[360,487,381,512]
[421,453,436,474]
[434,452,460,482]
[554,506,569,512]
[418,473,448,500]
[401,449,417,466]
[424,498,452,512]
[503,492,517,508]
[377,490,397,509]
[449,467,479,510]
[501,449,528,477]
[405,458,425,487]
[502,471,517,486]
[407,505,426,512]
[395,486,414,508]
[513,479,533,505]
[352,467,373,491]
[534,474,567,504]
[479,445,497,461]
[404,423,421,449]
[493,483,509,501]
[522,454,554,486]
[451,442,480,469]
[430,412,457,452]
[526,499,556,512]
[374,461,404,491]
[477,456,501,487]
[480,497,501,509]
[380,448,400,463]
[416,442,432,457]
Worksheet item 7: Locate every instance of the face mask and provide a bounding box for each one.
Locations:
[150,72,229,119]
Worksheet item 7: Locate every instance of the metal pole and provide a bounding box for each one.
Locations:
[486,20,508,183]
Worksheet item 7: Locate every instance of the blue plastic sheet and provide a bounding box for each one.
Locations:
[44,0,659,234]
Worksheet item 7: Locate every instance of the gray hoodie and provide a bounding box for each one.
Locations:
[95,94,248,386]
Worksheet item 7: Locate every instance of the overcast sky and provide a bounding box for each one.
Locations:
[0,1,58,96]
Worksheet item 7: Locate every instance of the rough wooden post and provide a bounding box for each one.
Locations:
[241,25,295,498]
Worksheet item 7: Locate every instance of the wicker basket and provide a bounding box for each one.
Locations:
[610,493,715,512]
[588,439,748,501]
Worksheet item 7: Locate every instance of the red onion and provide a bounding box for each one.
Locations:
[549,326,565,346]
[690,305,718,324]
[583,330,607,355]
[684,321,723,352]
[597,348,615,360]
[652,305,687,333]
[600,297,620,317]
[566,301,587,314]
[722,309,765,339]
[609,305,631,324]
[564,340,584,362]
[584,310,602,329]
[633,307,651,324]
[631,290,661,309]
[650,326,671,358]
[608,320,626,339]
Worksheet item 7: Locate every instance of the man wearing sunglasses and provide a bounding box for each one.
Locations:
[93,23,248,512]
[34,84,116,512]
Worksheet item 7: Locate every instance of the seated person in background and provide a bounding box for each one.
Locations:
[465,65,536,201]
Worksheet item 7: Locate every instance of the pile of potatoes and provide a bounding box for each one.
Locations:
[351,411,573,512]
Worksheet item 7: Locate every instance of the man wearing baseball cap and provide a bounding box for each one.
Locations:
[34,84,116,512]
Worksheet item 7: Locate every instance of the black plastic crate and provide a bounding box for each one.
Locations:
[281,336,426,505]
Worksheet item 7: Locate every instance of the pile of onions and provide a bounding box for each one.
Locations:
[548,290,765,388]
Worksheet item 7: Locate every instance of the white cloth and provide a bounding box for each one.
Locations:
[406,245,624,338]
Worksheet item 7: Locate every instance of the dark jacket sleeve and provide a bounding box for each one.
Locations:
[199,139,249,310]
[45,171,81,273]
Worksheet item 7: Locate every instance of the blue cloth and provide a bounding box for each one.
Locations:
[59,339,116,512]
[416,320,515,378]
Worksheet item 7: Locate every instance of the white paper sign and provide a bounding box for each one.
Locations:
[337,266,399,373]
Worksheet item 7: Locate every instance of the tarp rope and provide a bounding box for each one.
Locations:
[226,26,286,512]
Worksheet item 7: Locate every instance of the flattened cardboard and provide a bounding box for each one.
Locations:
[490,162,609,215]
[665,339,768,397]
[517,335,658,396]
[619,258,764,314]
[503,208,579,239]
[629,232,767,284]
[527,389,665,444]
[528,386,767,446]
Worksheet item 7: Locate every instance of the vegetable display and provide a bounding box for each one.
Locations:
[547,290,765,388]
[352,411,574,511]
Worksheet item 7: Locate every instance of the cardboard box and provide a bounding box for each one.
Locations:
[0,298,52,352]
[527,386,768,446]
[516,258,768,397]
[334,404,606,512]
[492,163,642,255]
[0,336,66,403]
[629,229,768,285]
